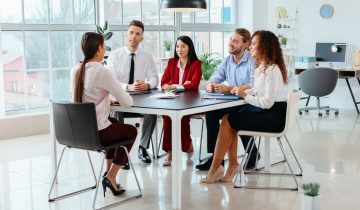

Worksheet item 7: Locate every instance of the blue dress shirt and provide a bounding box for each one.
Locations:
[208,50,254,87]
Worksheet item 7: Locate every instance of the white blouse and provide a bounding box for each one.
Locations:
[70,62,133,130]
[244,64,287,109]
[174,60,186,90]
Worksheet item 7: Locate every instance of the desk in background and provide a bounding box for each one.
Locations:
[295,68,360,114]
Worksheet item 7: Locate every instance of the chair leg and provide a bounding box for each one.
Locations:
[121,146,142,197]
[48,146,97,202]
[92,155,105,210]
[156,128,167,158]
[87,151,97,184]
[276,138,299,190]
[93,147,142,210]
[253,136,286,172]
[241,136,256,170]
[235,137,299,190]
[198,117,207,163]
[284,135,303,176]
[317,97,322,117]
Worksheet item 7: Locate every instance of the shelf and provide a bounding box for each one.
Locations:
[276,27,296,31]
[277,17,296,21]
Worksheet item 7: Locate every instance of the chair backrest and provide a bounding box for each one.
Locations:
[282,90,302,134]
[298,67,338,97]
[52,102,102,151]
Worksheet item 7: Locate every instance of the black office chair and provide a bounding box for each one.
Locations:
[298,67,339,117]
[48,102,142,210]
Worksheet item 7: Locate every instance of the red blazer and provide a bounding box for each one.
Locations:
[161,58,202,90]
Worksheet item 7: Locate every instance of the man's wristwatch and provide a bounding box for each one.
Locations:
[146,83,151,90]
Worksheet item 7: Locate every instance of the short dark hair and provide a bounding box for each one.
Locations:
[128,20,144,32]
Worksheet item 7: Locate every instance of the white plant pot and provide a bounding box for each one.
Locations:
[301,194,321,210]
[164,51,172,58]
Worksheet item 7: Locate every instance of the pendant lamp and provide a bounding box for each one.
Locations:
[161,0,207,12]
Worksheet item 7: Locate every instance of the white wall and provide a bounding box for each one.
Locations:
[0,114,50,140]
[266,0,359,64]
[238,0,269,33]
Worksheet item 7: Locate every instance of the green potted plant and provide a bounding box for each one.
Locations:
[278,34,288,48]
[163,40,173,58]
[199,53,221,81]
[301,183,320,210]
[96,21,113,64]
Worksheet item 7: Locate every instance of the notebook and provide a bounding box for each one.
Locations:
[202,92,241,100]
[127,90,151,95]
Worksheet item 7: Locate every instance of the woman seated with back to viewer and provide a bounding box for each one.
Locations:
[200,30,288,184]
[160,35,202,166]
[70,32,137,196]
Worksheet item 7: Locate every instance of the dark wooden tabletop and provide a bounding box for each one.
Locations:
[114,90,243,111]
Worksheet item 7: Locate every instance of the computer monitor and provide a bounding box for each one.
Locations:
[315,42,347,68]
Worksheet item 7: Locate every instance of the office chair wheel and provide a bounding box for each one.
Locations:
[318,113,322,117]
[299,111,303,115]
[335,111,339,115]
[305,110,309,113]
[326,110,330,113]
[135,123,140,128]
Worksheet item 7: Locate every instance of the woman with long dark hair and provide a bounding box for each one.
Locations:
[200,30,288,183]
[70,32,137,196]
[160,35,202,166]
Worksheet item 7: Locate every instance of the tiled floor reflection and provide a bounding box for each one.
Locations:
[1,77,360,210]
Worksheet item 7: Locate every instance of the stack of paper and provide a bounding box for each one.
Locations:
[148,93,178,99]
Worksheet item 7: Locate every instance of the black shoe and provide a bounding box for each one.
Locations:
[195,156,224,171]
[103,172,120,189]
[102,177,125,197]
[138,146,151,164]
[121,161,130,170]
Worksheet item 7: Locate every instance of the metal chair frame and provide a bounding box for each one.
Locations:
[48,102,142,210]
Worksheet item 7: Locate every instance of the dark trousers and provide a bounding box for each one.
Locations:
[205,104,261,156]
[98,118,137,165]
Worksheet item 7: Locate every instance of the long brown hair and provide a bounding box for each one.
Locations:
[252,30,287,84]
[73,32,104,102]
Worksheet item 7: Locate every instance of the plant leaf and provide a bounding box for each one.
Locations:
[96,25,104,34]
[104,32,113,41]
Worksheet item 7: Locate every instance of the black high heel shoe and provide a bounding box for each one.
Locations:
[103,172,120,189]
[102,177,125,197]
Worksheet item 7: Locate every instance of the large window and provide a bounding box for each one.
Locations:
[1,0,95,115]
[1,0,237,116]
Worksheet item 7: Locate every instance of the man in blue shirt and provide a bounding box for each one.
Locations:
[196,28,260,171]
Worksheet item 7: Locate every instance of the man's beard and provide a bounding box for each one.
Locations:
[229,48,241,55]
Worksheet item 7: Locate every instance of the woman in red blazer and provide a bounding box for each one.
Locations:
[161,35,202,166]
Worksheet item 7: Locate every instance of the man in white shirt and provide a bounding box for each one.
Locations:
[107,20,159,168]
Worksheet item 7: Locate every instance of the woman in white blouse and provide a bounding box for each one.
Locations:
[70,32,136,196]
[200,30,288,184]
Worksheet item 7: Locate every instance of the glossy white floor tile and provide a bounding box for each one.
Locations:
[0,77,360,210]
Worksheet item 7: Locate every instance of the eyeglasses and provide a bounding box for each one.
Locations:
[229,39,242,44]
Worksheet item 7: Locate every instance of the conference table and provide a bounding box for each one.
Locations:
[49,90,245,209]
[110,90,244,209]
